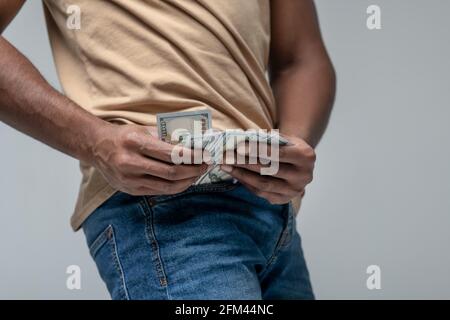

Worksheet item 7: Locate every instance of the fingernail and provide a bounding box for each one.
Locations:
[221,165,233,173]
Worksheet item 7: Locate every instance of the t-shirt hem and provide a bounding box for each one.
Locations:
[70,185,118,232]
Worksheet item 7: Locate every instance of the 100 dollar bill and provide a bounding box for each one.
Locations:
[156,109,225,185]
[157,109,211,144]
[156,109,289,185]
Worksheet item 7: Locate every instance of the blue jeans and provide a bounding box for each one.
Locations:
[82,182,314,300]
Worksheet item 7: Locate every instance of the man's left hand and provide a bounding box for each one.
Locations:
[220,135,316,205]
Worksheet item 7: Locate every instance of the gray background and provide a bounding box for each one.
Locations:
[1,0,449,299]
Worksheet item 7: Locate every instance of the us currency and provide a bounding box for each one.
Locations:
[157,109,211,144]
[193,130,290,185]
[156,110,290,185]
[156,109,230,184]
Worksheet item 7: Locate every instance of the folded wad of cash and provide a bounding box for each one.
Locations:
[157,109,290,185]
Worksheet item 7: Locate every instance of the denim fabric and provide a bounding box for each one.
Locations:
[82,182,314,300]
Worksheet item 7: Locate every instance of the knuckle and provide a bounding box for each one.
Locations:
[303,146,316,161]
[115,153,130,167]
[305,171,314,184]
[165,166,178,180]
[123,131,140,147]
[259,178,272,191]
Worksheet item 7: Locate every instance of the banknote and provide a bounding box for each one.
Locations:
[157,109,211,144]
[156,110,290,185]
[192,130,290,185]
[156,109,226,184]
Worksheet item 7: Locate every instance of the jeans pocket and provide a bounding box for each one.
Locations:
[88,225,129,300]
[259,202,293,275]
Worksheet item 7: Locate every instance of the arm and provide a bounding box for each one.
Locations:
[269,0,335,147]
[0,34,108,164]
[221,0,335,204]
[0,0,25,32]
[0,1,207,196]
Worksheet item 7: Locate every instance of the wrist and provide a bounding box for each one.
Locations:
[79,119,114,166]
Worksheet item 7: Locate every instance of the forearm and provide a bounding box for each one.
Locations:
[0,36,108,164]
[272,54,336,148]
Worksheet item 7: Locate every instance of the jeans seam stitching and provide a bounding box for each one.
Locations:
[89,228,108,257]
[259,205,292,277]
[140,198,171,299]
[108,226,130,300]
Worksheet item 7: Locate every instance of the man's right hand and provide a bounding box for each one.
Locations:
[90,123,209,196]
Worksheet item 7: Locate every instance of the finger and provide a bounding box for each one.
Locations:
[153,162,209,181]
[277,143,316,165]
[223,150,296,179]
[239,181,291,205]
[232,161,300,179]
[231,162,266,173]
[167,145,211,165]
[127,129,205,164]
[124,155,209,181]
[220,165,298,198]
[232,161,312,191]
[236,139,315,166]
[143,140,203,164]
[235,141,274,163]
[225,151,271,166]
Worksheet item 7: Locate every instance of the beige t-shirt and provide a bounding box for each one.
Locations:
[43,0,300,231]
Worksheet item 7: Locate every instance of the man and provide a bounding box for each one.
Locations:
[0,0,335,299]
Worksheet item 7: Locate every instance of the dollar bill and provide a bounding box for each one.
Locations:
[156,110,290,185]
[157,109,211,144]
[192,130,290,185]
[156,109,228,185]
